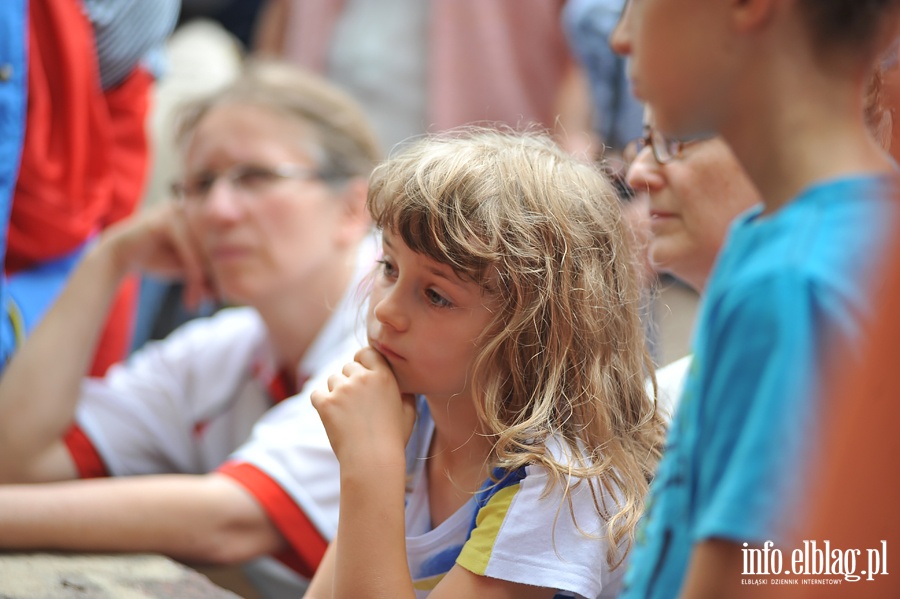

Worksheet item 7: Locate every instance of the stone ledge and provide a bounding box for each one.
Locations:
[0,553,241,599]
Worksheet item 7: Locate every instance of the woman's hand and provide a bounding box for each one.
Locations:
[311,347,418,469]
[99,202,214,309]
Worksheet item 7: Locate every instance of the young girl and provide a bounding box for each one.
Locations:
[611,1,900,597]
[306,129,666,598]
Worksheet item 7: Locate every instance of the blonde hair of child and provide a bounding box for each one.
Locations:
[367,128,667,566]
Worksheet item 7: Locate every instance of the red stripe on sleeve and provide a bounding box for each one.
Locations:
[218,460,329,578]
[63,425,110,479]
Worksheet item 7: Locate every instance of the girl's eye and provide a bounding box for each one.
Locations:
[425,288,452,308]
[378,258,397,278]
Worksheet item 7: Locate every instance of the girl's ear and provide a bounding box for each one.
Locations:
[335,177,373,248]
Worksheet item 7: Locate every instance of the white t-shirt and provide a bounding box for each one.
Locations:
[65,241,376,598]
[652,354,692,420]
[403,399,626,598]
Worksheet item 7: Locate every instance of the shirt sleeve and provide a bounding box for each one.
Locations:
[217,357,349,578]
[218,461,329,578]
[457,460,625,598]
[71,309,262,476]
[62,424,110,478]
[73,351,203,476]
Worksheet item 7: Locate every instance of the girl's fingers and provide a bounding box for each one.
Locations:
[323,356,388,396]
[354,346,390,370]
[326,373,345,392]
[341,361,366,377]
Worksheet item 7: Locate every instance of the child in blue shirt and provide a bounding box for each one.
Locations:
[611,1,900,597]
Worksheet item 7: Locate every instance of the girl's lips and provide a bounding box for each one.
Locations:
[370,340,404,361]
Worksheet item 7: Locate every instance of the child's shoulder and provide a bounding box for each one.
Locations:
[788,174,897,216]
[478,435,622,512]
[711,174,897,298]
[459,437,624,598]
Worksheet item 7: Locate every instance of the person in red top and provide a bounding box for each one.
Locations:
[3,0,177,375]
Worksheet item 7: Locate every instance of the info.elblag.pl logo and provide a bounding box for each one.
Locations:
[741,540,889,587]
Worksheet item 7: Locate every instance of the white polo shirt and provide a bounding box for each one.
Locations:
[64,240,376,596]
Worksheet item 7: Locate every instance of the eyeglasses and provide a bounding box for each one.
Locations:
[625,125,694,165]
[171,163,326,205]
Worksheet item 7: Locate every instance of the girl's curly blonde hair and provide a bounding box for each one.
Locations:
[368,128,666,566]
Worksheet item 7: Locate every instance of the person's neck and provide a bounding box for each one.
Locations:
[425,394,495,526]
[426,393,494,486]
[254,249,356,373]
[722,66,893,215]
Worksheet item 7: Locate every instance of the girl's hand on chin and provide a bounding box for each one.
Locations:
[311,347,417,468]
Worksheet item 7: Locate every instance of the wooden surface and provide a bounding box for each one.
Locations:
[0,553,242,598]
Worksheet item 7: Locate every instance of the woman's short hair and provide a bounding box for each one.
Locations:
[175,59,382,182]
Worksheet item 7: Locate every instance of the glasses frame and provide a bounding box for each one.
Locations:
[171,163,327,206]
[627,125,691,165]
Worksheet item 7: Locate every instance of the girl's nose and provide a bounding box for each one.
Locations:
[372,285,410,332]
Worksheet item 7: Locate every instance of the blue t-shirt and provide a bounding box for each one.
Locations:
[621,175,898,598]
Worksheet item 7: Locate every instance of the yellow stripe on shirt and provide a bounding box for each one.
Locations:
[413,573,446,592]
[455,484,520,576]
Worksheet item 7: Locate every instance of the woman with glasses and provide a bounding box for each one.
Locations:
[625,119,760,294]
[0,60,380,599]
[625,64,893,414]
[624,114,762,419]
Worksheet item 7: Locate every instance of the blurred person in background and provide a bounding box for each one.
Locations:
[254,0,589,153]
[626,60,895,416]
[1,0,179,374]
[562,0,644,177]
[625,114,762,417]
[0,61,380,599]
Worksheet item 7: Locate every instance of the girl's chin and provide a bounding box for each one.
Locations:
[391,377,419,398]
[392,378,414,396]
